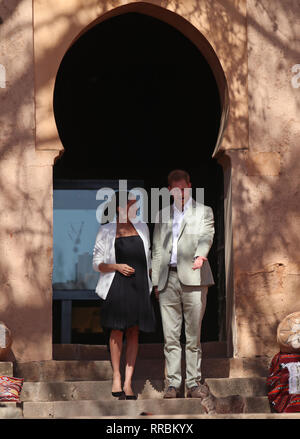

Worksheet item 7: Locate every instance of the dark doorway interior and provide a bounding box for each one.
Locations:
[53,12,225,344]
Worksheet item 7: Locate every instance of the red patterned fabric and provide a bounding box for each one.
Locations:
[267,352,300,413]
[0,376,24,402]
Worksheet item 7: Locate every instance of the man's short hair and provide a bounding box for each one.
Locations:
[168,169,190,186]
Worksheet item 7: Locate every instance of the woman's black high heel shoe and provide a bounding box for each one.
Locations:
[125,394,137,400]
[112,391,125,397]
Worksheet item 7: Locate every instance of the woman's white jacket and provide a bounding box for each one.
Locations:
[92,221,152,300]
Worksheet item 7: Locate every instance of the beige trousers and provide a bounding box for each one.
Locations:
[159,269,208,389]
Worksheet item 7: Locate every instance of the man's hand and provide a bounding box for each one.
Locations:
[154,286,159,300]
[192,256,207,270]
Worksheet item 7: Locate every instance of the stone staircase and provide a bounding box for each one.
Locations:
[0,342,299,418]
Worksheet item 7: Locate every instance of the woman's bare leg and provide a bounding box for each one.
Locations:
[123,325,139,395]
[109,329,123,393]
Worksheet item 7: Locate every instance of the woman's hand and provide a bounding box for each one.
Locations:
[116,264,135,276]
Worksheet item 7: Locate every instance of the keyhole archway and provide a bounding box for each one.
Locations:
[52,3,232,351]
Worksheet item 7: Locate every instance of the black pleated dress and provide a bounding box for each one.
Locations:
[101,235,156,333]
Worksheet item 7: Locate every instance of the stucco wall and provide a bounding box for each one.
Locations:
[0,0,54,361]
[32,0,248,362]
[33,0,248,154]
[230,0,300,357]
[0,0,299,362]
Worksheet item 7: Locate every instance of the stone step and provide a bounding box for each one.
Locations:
[53,342,228,360]
[15,357,270,382]
[59,413,300,419]
[0,362,13,376]
[206,377,267,397]
[0,403,23,419]
[21,379,165,402]
[15,360,113,382]
[20,377,268,402]
[21,396,271,418]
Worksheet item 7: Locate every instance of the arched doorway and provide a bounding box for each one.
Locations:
[52,10,228,347]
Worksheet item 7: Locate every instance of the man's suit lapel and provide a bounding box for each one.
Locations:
[162,204,173,251]
[177,198,195,242]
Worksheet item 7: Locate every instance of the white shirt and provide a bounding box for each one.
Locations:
[169,197,192,266]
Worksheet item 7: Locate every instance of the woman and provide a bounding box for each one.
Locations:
[92,190,155,399]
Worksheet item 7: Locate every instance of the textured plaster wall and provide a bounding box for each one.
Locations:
[0,0,55,361]
[230,0,300,357]
[33,0,248,154]
[0,0,299,362]
[32,0,248,362]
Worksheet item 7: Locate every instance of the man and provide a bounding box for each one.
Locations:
[151,169,215,398]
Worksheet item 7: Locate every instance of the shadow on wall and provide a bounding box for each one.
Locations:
[0,0,299,360]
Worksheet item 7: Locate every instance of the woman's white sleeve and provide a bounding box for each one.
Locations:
[92,226,105,272]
